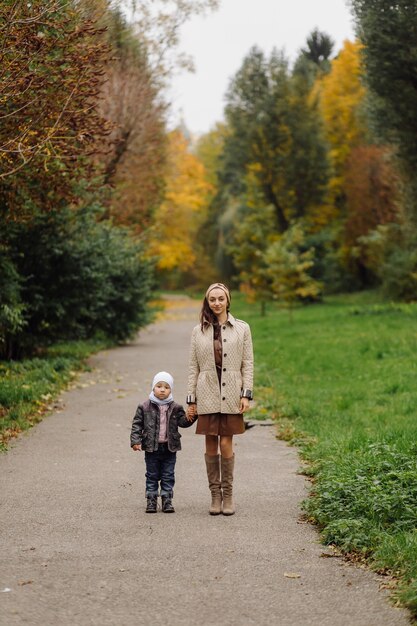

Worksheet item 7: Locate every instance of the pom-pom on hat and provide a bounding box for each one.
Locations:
[152,371,174,390]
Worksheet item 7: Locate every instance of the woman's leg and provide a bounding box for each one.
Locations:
[219,435,233,458]
[204,435,222,514]
[220,436,235,515]
[205,434,219,455]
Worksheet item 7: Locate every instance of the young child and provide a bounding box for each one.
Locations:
[130,371,195,513]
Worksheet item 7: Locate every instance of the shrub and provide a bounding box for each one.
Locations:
[1,207,155,357]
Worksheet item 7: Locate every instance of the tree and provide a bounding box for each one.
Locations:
[228,170,280,314]
[314,40,367,210]
[0,0,110,217]
[127,0,219,83]
[265,223,322,317]
[223,47,329,233]
[147,130,213,286]
[301,28,335,71]
[343,145,401,283]
[194,123,230,279]
[349,0,417,219]
[97,7,167,231]
[1,191,156,359]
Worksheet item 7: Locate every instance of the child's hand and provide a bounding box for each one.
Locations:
[186,404,197,421]
[132,444,142,451]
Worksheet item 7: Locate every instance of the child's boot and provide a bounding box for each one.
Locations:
[205,454,222,515]
[221,454,235,515]
[161,493,175,513]
[146,494,157,513]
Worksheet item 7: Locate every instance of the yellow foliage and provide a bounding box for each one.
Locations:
[195,122,228,190]
[148,130,213,272]
[313,40,367,202]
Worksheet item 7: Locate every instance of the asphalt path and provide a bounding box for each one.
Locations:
[0,297,411,625]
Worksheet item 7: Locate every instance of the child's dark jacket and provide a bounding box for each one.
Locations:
[130,399,195,452]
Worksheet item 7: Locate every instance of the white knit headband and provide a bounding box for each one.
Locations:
[205,283,231,304]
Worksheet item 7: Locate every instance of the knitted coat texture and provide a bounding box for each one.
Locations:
[187,314,254,415]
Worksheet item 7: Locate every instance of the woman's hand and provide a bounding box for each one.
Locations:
[187,403,197,421]
[132,444,142,451]
[239,397,250,414]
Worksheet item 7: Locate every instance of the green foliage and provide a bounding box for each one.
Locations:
[358,225,417,301]
[231,293,417,614]
[305,442,417,548]
[0,250,26,359]
[228,199,278,310]
[300,28,335,72]
[0,338,110,450]
[265,223,323,308]
[223,46,329,232]
[1,205,155,357]
[380,239,417,302]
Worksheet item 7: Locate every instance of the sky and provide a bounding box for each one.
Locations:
[168,0,355,135]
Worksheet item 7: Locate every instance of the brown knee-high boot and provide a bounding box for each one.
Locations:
[221,454,235,515]
[204,454,222,515]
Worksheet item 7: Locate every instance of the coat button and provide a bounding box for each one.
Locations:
[222,326,226,330]
[223,338,227,342]
[222,397,226,401]
[224,353,227,357]
[222,382,226,386]
[223,368,226,372]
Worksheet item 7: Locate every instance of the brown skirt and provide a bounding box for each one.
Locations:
[195,413,245,436]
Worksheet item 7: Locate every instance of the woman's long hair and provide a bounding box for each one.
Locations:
[200,286,231,331]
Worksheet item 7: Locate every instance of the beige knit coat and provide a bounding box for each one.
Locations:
[187,314,254,415]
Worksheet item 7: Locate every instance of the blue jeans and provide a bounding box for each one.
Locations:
[145,444,176,496]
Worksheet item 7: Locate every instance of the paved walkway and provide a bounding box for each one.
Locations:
[0,298,411,625]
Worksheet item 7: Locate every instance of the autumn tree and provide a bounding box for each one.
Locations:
[349,0,417,220]
[314,40,367,211]
[0,0,110,217]
[147,130,213,287]
[97,7,167,231]
[127,0,220,82]
[0,1,158,357]
[194,123,231,280]
[342,145,401,283]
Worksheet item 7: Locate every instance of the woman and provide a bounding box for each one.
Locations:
[187,283,253,516]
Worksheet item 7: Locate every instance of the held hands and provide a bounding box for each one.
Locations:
[132,444,142,451]
[186,403,197,422]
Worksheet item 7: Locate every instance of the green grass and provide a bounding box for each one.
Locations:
[0,338,111,451]
[233,293,417,616]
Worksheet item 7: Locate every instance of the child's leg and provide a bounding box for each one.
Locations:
[160,450,176,496]
[144,451,160,496]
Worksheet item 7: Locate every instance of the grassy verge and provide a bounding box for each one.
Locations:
[233,293,417,616]
[0,338,111,451]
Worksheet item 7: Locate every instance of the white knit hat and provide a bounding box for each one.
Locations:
[152,371,174,390]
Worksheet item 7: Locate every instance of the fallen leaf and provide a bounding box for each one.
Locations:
[1,588,11,593]
[18,580,33,586]
[284,573,301,579]
[320,552,340,559]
